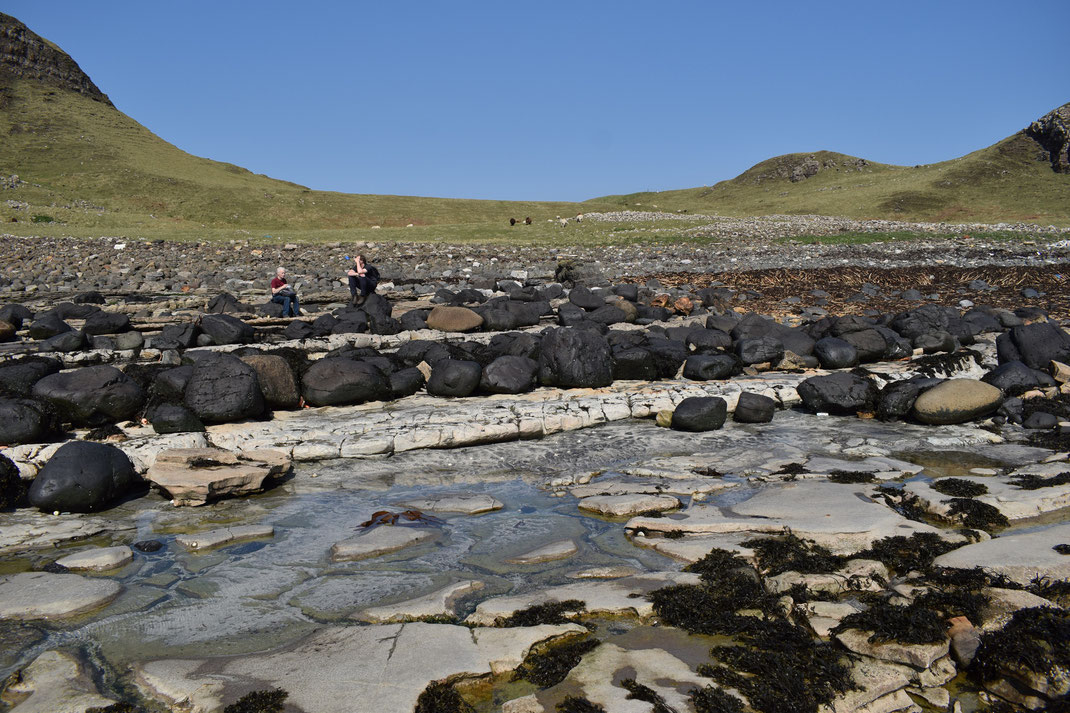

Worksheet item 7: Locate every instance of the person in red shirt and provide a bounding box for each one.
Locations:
[270,266,300,317]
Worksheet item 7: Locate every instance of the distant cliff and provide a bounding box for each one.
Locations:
[0,12,112,106]
[1027,103,1070,173]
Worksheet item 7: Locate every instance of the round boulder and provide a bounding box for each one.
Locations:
[183,354,265,423]
[301,358,390,406]
[0,357,61,397]
[32,365,145,426]
[480,355,538,394]
[427,359,482,397]
[797,373,880,415]
[82,311,131,336]
[27,441,138,513]
[683,354,738,381]
[0,397,59,446]
[240,355,300,409]
[877,380,923,421]
[538,328,613,388]
[735,337,784,366]
[733,392,776,423]
[27,314,71,341]
[425,306,484,333]
[198,313,254,345]
[912,379,1003,425]
[814,337,859,369]
[671,396,728,432]
[1,453,27,509]
[148,404,206,434]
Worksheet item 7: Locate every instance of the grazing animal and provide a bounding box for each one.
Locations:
[510,218,517,226]
[524,217,532,224]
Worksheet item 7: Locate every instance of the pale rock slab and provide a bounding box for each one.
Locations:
[932,522,1070,584]
[577,493,679,517]
[398,493,504,514]
[466,572,702,625]
[175,525,275,551]
[505,539,578,564]
[330,526,436,562]
[0,572,121,620]
[630,532,756,564]
[834,628,950,669]
[145,447,292,506]
[627,481,955,555]
[0,511,126,556]
[567,478,736,499]
[567,566,642,579]
[134,623,584,713]
[355,580,484,623]
[979,587,1059,632]
[0,650,116,712]
[55,545,133,571]
[905,476,1070,522]
[827,655,912,713]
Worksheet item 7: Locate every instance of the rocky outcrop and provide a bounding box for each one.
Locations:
[0,12,112,104]
[1026,102,1070,173]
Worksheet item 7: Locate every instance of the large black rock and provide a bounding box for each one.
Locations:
[612,348,658,381]
[155,366,194,401]
[32,365,145,426]
[389,367,426,399]
[733,391,776,423]
[686,329,732,353]
[735,337,784,366]
[982,360,1056,394]
[0,397,59,446]
[427,359,482,397]
[587,305,627,325]
[199,314,254,345]
[282,320,315,340]
[184,354,265,423]
[841,329,890,362]
[0,453,26,509]
[301,358,390,406]
[996,322,1070,371]
[148,403,205,434]
[538,328,613,388]
[153,323,199,350]
[797,373,880,415]
[27,441,138,513]
[480,356,537,394]
[0,358,61,397]
[671,396,728,432]
[569,286,605,311]
[813,337,859,369]
[644,338,688,379]
[27,313,72,340]
[877,380,923,421]
[82,311,131,335]
[43,330,86,353]
[683,354,738,381]
[0,304,33,330]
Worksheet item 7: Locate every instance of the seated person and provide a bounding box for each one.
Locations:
[270,266,300,317]
[347,254,379,306]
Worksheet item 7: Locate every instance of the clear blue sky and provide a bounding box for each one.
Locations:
[5,1,1068,201]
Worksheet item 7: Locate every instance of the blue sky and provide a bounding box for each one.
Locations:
[5,1,1068,201]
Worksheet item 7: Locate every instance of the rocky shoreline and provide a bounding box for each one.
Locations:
[1,228,1070,712]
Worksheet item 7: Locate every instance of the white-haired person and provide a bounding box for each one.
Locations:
[269,266,300,317]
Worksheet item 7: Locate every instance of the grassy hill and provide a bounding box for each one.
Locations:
[1,11,1068,245]
[592,135,1070,226]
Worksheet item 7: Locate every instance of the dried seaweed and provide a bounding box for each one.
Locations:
[688,686,746,713]
[637,509,665,518]
[827,470,875,484]
[513,637,600,688]
[743,533,845,576]
[693,466,725,478]
[944,498,1008,531]
[223,688,288,713]
[831,601,946,644]
[970,607,1070,689]
[495,599,586,627]
[415,682,475,713]
[931,477,988,497]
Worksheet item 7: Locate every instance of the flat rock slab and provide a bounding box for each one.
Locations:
[135,622,585,713]
[626,481,953,555]
[932,522,1070,584]
[330,526,436,562]
[505,539,578,564]
[631,532,756,564]
[555,642,711,713]
[465,572,701,625]
[567,566,642,579]
[0,572,122,620]
[905,476,1070,522]
[567,478,736,499]
[397,493,504,514]
[0,650,116,712]
[804,455,925,479]
[355,580,484,623]
[145,447,291,506]
[834,628,950,669]
[578,494,680,517]
[0,511,126,556]
[175,525,275,551]
[55,545,133,571]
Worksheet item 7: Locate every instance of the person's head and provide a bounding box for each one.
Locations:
[355,255,367,268]
[276,266,286,278]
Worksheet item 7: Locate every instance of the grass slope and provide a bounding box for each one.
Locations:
[593,138,1070,225]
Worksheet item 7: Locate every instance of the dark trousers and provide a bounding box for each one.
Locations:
[349,275,377,297]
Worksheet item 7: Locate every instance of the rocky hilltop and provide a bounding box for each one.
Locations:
[0,12,111,105]
[1027,102,1070,173]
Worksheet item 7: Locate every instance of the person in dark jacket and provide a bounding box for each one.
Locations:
[347,255,379,306]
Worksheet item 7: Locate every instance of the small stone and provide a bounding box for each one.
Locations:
[505,539,578,564]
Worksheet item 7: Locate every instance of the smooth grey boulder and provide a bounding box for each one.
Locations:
[199,313,254,345]
[184,354,265,423]
[32,365,144,426]
[427,359,482,397]
[301,358,390,406]
[82,311,130,335]
[1023,411,1058,430]
[671,396,727,432]
[814,337,859,369]
[797,373,880,415]
[42,330,86,352]
[28,441,138,513]
[27,314,71,340]
[539,328,613,388]
[682,354,738,381]
[0,358,61,397]
[912,379,1003,425]
[733,391,776,423]
[480,355,537,394]
[982,361,1055,394]
[735,337,784,366]
[997,322,1070,371]
[148,404,205,434]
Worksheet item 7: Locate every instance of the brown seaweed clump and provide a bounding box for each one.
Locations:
[831,601,947,645]
[855,532,964,574]
[620,678,674,713]
[931,477,989,497]
[944,498,1009,531]
[556,695,606,712]
[87,704,142,713]
[1011,472,1070,490]
[688,685,746,713]
[495,599,587,628]
[743,533,845,576]
[414,682,475,713]
[222,688,289,713]
[970,607,1070,707]
[513,636,601,688]
[827,470,875,484]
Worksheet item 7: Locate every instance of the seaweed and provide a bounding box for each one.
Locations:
[1056,544,1070,555]
[856,532,963,574]
[875,486,928,523]
[513,636,600,688]
[928,566,1022,592]
[743,533,845,576]
[684,548,753,582]
[688,685,746,713]
[664,529,686,539]
[415,682,475,713]
[495,599,586,627]
[945,498,1008,531]
[556,695,606,712]
[620,678,675,713]
[970,607,1070,690]
[1011,472,1070,490]
[223,688,288,713]
[773,462,807,476]
[1027,576,1070,606]
[827,470,875,484]
[85,424,125,441]
[914,588,989,625]
[649,583,758,636]
[700,620,857,713]
[830,601,947,644]
[911,349,982,378]
[87,704,141,713]
[637,509,665,517]
[692,466,725,478]
[931,477,989,497]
